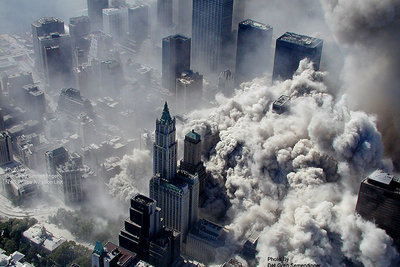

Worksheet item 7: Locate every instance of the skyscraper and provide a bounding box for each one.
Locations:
[179,130,207,193]
[235,19,273,86]
[38,33,73,89]
[31,17,65,68]
[355,170,400,249]
[102,8,125,41]
[178,0,192,36]
[87,0,109,31]
[175,70,203,113]
[119,194,181,266]
[45,146,69,176]
[272,32,323,81]
[192,0,234,73]
[157,0,173,28]
[150,103,199,242]
[162,34,191,92]
[153,102,177,180]
[69,16,91,49]
[128,5,149,45]
[0,132,13,166]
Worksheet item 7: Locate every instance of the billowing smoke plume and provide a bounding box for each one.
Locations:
[320,0,400,169]
[107,149,152,202]
[177,61,398,266]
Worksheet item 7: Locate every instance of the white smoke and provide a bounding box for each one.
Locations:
[177,60,398,266]
[107,148,152,202]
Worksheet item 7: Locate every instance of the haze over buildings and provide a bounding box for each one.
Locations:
[0,0,399,267]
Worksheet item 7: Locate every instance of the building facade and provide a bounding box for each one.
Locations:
[128,5,149,45]
[175,70,203,113]
[235,19,273,86]
[191,0,233,73]
[272,32,323,81]
[0,131,13,166]
[162,35,191,93]
[87,0,109,31]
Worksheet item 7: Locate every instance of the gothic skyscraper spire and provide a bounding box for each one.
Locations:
[153,101,177,180]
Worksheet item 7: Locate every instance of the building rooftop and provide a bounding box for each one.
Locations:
[22,224,65,252]
[164,34,190,42]
[32,17,63,27]
[69,16,90,25]
[368,170,394,185]
[133,194,155,206]
[239,19,272,31]
[278,32,323,48]
[47,146,67,157]
[185,130,201,141]
[159,102,173,124]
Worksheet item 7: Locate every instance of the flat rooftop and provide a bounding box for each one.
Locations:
[133,194,155,206]
[240,19,272,31]
[279,32,323,48]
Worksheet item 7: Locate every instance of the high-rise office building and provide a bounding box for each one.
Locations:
[38,33,73,89]
[218,69,234,96]
[69,16,91,49]
[55,154,85,204]
[355,170,400,249]
[178,0,192,36]
[272,32,323,81]
[152,102,177,180]
[119,194,181,266]
[235,19,273,86]
[103,8,125,41]
[87,0,109,31]
[192,0,234,73]
[149,103,199,242]
[232,0,246,32]
[45,146,69,176]
[175,70,203,113]
[157,0,173,28]
[162,34,191,92]
[0,132,13,166]
[31,17,65,68]
[179,130,207,193]
[128,5,149,45]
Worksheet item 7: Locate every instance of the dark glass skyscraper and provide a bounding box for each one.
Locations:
[192,0,233,73]
[87,0,109,31]
[272,32,323,81]
[235,19,273,86]
[162,34,191,92]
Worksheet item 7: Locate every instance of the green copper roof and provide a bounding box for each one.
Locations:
[93,241,103,255]
[186,129,200,141]
[160,102,172,124]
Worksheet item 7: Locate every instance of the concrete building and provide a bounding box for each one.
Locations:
[355,170,400,249]
[31,17,65,68]
[149,103,199,243]
[179,130,207,193]
[15,134,51,170]
[0,249,34,267]
[0,165,40,204]
[57,88,85,117]
[21,84,46,120]
[241,231,260,259]
[4,72,34,102]
[92,241,138,267]
[0,131,13,166]
[22,224,66,253]
[128,5,149,45]
[45,146,69,176]
[118,194,180,266]
[272,32,323,81]
[185,219,229,264]
[100,59,125,94]
[162,34,191,93]
[235,19,273,86]
[272,95,290,114]
[192,0,234,73]
[55,154,85,204]
[175,70,203,113]
[87,0,109,31]
[87,31,114,61]
[103,8,126,41]
[69,16,91,50]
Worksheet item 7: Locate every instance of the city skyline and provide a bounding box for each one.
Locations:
[0,0,399,267]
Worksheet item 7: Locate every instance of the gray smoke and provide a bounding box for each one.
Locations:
[320,0,400,169]
[179,61,398,266]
